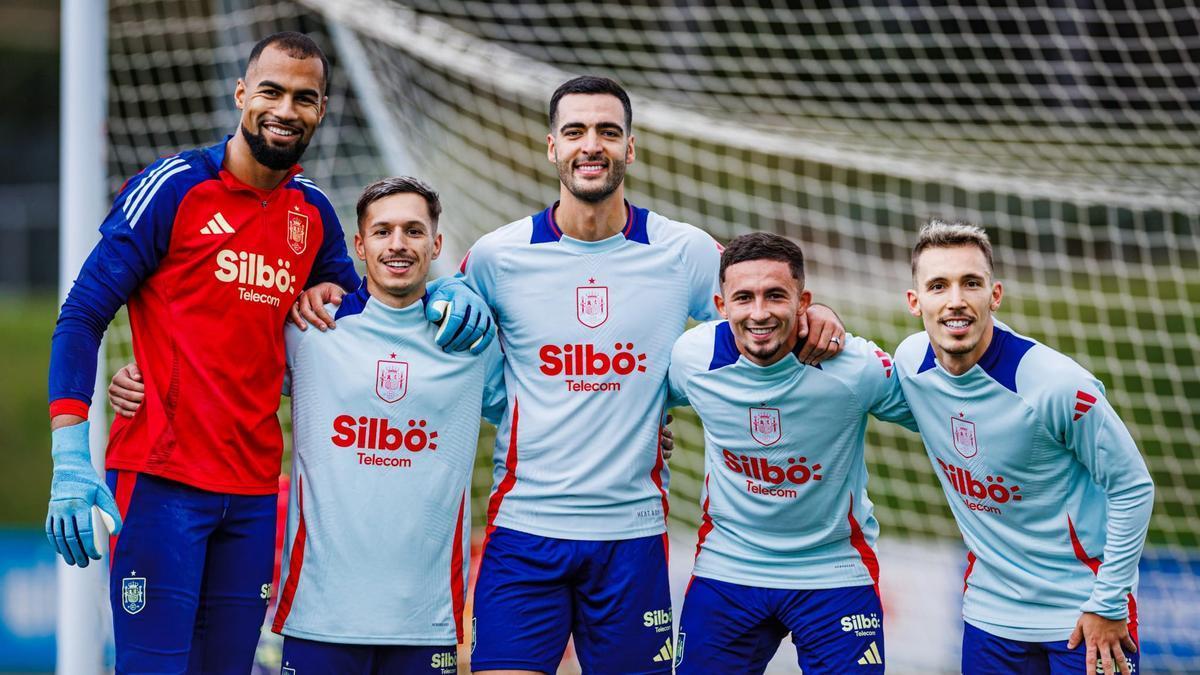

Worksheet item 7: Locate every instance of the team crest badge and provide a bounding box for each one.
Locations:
[286,209,309,255]
[121,576,146,615]
[749,407,782,446]
[576,285,609,328]
[674,632,686,667]
[376,360,408,403]
[283,668,296,675]
[951,416,978,458]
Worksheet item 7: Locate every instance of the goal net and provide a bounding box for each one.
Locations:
[100,1,1198,671]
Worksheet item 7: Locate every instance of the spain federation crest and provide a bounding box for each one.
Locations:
[749,407,782,446]
[376,360,408,403]
[286,209,309,255]
[121,576,146,615]
[576,285,608,328]
[951,416,978,458]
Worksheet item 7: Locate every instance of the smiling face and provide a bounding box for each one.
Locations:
[234,43,327,171]
[907,244,1003,375]
[547,93,634,204]
[716,259,812,367]
[355,192,442,308]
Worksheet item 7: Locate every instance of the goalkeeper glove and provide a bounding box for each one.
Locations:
[46,422,122,567]
[426,276,496,355]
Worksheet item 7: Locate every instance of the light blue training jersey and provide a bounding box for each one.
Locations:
[274,280,505,645]
[460,202,722,540]
[893,319,1154,642]
[668,322,916,589]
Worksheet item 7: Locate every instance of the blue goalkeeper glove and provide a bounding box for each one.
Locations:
[46,422,122,567]
[425,276,496,355]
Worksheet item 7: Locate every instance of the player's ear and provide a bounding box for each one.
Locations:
[317,95,328,125]
[714,292,727,319]
[906,289,921,317]
[431,232,443,260]
[234,78,246,110]
[546,133,556,164]
[353,231,366,262]
[990,281,1003,311]
[797,289,812,315]
[626,134,636,165]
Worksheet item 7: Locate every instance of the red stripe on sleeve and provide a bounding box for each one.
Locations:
[1126,593,1139,645]
[1068,515,1137,640]
[694,475,714,562]
[1076,390,1097,404]
[649,414,670,524]
[272,476,308,633]
[847,494,881,597]
[49,399,90,420]
[963,551,977,593]
[1067,515,1102,575]
[483,400,520,552]
[450,492,467,644]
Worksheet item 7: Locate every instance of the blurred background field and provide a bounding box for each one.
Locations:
[2,1,1198,672]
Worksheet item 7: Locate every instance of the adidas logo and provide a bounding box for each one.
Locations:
[652,636,674,663]
[201,212,235,235]
[1073,389,1097,420]
[874,349,893,378]
[857,641,883,665]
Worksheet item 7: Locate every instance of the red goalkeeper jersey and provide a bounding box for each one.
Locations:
[49,139,359,494]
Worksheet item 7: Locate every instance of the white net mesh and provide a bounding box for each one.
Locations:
[102,0,1198,671]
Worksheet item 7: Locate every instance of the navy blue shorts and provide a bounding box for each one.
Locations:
[962,621,1141,675]
[106,470,276,674]
[676,576,884,675]
[470,526,673,674]
[281,636,458,675]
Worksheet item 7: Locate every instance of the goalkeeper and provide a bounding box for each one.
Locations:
[46,33,490,673]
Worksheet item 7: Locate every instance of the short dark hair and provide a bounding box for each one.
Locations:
[356,176,443,231]
[719,232,805,287]
[911,218,994,281]
[549,76,633,133]
[247,32,330,94]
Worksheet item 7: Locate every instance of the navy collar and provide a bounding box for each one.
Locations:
[530,200,650,244]
[334,277,372,319]
[708,321,821,371]
[918,323,1034,393]
[334,277,433,320]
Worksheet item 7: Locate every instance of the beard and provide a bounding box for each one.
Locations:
[241,123,309,171]
[940,336,981,355]
[556,152,627,203]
